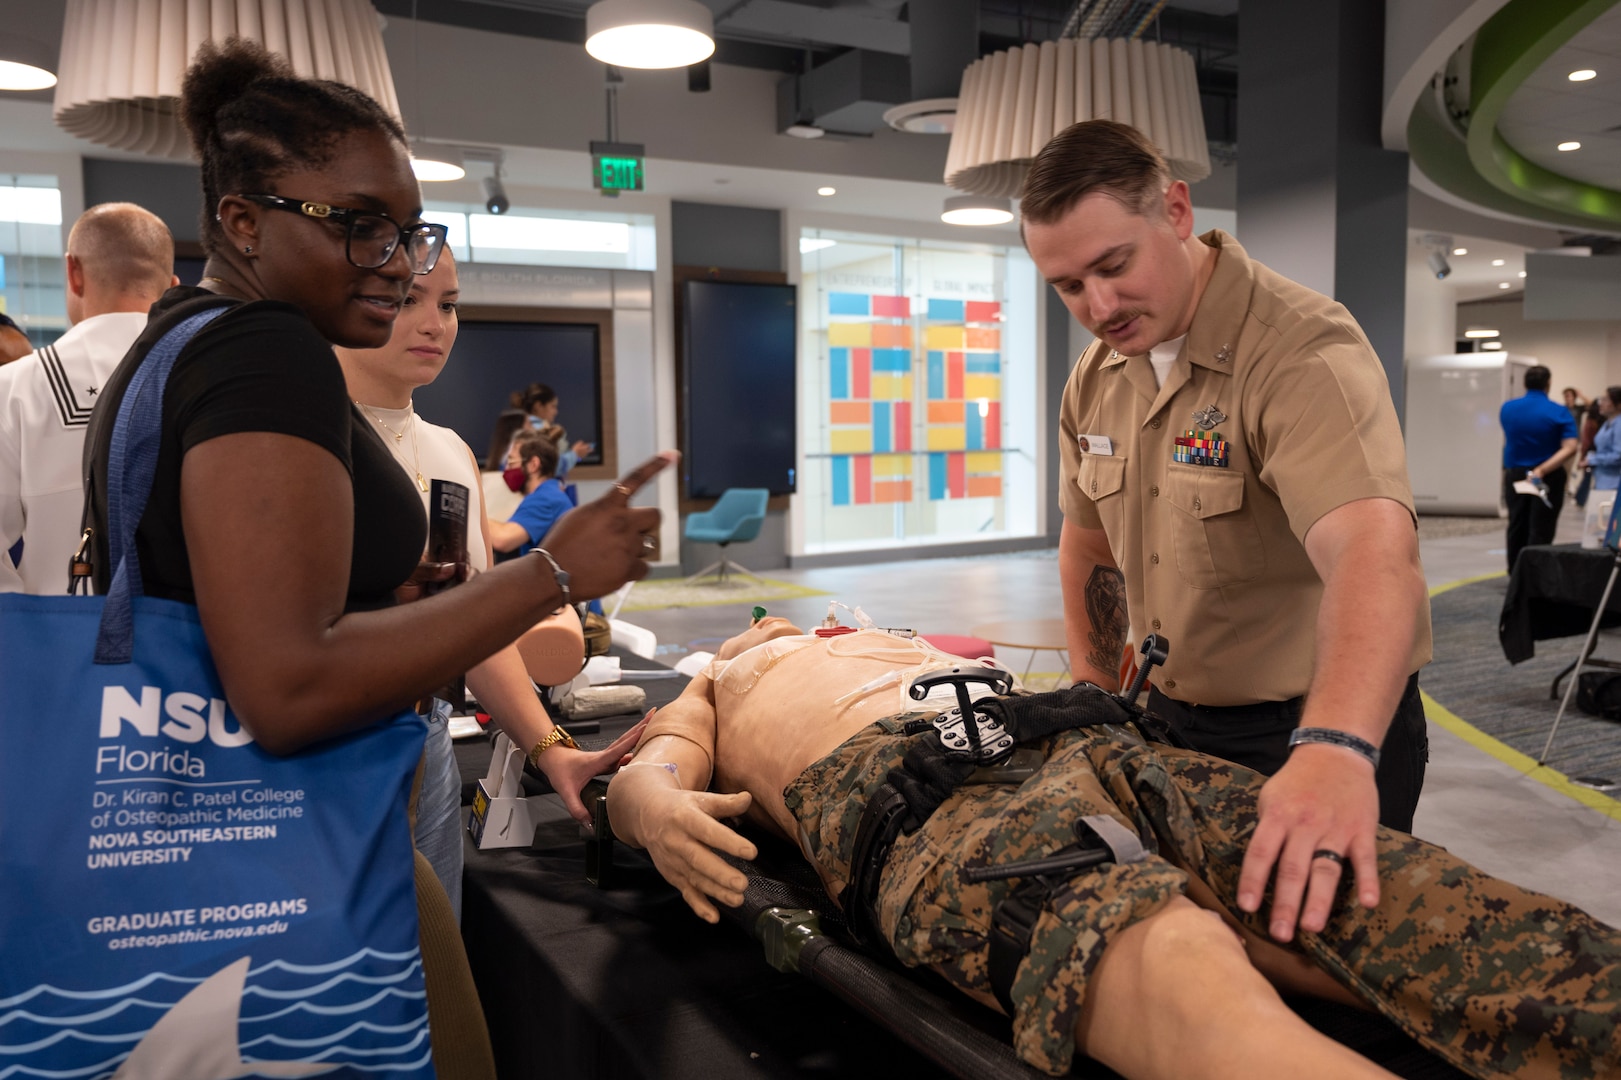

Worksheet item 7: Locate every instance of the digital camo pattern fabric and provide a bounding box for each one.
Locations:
[784,717,1621,1079]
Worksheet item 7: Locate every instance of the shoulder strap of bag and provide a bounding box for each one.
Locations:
[93,305,231,664]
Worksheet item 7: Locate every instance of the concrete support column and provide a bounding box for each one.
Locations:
[1237,0,1410,418]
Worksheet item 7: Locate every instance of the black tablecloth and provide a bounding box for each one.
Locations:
[1499,544,1621,663]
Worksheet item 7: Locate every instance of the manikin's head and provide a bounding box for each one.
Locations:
[1021,120,1205,358]
[714,616,805,661]
[63,202,177,326]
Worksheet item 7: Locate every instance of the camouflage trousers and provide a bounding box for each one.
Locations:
[782,716,1621,1078]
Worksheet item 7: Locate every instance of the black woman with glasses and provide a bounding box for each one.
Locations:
[81,40,669,1073]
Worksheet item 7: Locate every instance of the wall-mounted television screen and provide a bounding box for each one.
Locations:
[414,319,603,470]
[682,280,797,498]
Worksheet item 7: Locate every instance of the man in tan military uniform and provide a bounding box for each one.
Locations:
[1023,121,1432,946]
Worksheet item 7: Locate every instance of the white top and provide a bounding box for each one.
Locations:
[355,402,490,573]
[1149,333,1186,388]
[480,470,522,522]
[0,312,150,594]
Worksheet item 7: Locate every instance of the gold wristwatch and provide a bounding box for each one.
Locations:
[528,726,578,769]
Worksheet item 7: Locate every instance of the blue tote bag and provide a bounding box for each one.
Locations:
[0,308,434,1079]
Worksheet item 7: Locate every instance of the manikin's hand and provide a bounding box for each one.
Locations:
[613,764,757,923]
[1235,744,1381,942]
[534,713,651,825]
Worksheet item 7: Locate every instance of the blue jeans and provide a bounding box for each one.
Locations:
[413,699,464,923]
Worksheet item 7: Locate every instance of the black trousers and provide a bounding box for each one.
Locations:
[1146,673,1428,832]
[1503,466,1567,573]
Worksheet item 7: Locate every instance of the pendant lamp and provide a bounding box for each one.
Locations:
[53,0,402,159]
[585,0,715,70]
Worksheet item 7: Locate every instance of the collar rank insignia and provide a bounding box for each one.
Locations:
[1192,404,1227,431]
[1214,343,1232,364]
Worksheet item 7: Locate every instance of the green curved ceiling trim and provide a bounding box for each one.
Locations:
[1467,0,1621,224]
[1406,93,1611,232]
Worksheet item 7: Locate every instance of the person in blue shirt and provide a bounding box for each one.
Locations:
[1582,386,1621,494]
[488,428,575,561]
[1499,364,1579,571]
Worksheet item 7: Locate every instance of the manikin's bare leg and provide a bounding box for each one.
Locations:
[1073,897,1397,1080]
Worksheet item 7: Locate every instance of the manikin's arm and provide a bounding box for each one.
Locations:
[1059,520,1128,690]
[606,677,757,922]
[1237,496,1426,942]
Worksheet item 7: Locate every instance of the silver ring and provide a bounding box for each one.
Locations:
[1311,849,1346,867]
[641,535,656,551]
[613,482,633,497]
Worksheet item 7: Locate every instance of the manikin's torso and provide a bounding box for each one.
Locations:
[705,629,990,841]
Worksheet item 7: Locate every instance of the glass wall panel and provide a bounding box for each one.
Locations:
[799,228,1039,554]
[0,175,65,348]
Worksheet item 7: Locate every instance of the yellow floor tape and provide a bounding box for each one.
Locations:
[1424,571,1621,822]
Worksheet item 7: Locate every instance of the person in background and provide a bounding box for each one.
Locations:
[0,314,32,366]
[481,407,530,521]
[1574,398,1603,508]
[489,427,573,560]
[1582,386,1621,499]
[1562,386,1589,430]
[516,380,592,478]
[1499,365,1578,571]
[334,249,644,918]
[0,203,176,594]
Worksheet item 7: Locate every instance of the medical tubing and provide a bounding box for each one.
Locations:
[828,630,1018,711]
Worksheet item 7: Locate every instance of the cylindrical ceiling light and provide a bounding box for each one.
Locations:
[941,194,1014,226]
[411,142,465,182]
[585,0,715,70]
[944,38,1210,198]
[53,0,401,159]
[0,36,57,91]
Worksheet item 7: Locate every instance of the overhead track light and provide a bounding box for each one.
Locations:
[941,195,1014,226]
[585,0,715,70]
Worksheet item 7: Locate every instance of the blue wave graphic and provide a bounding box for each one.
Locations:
[243,1047,435,1074]
[0,987,425,1031]
[240,1016,427,1050]
[241,963,422,1001]
[246,949,420,978]
[272,1028,430,1058]
[0,1050,129,1079]
[0,1030,142,1056]
[240,988,427,1023]
[0,1001,167,1030]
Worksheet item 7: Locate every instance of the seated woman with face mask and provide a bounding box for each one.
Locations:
[489,428,574,560]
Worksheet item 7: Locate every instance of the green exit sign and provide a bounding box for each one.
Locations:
[590,141,645,192]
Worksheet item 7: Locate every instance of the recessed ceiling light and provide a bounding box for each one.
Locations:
[1464,328,1500,338]
[1491,258,1505,266]
[1558,141,1582,152]
[1481,341,1504,350]
[1499,282,1512,289]
[1569,69,1597,82]
[1453,247,1468,256]
[817,186,836,196]
[1519,270,1527,278]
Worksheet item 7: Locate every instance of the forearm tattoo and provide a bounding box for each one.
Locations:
[1083,565,1129,677]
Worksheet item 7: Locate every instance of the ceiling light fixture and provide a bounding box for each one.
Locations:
[945,38,1209,197]
[817,186,836,196]
[0,36,56,91]
[1558,141,1582,151]
[411,142,465,182]
[54,0,401,157]
[1453,247,1468,255]
[1463,328,1500,338]
[1481,341,1504,350]
[585,0,715,70]
[941,194,1014,226]
[1519,270,1527,278]
[1491,258,1505,266]
[1498,282,1512,289]
[1569,69,1597,82]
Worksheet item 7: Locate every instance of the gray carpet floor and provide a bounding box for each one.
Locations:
[1426,577,1621,783]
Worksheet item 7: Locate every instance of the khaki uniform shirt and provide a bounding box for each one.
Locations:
[1058,230,1432,706]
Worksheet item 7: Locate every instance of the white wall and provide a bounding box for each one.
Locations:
[1457,296,1621,399]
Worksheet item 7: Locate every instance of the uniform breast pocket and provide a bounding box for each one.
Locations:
[1164,465,1264,588]
[1076,454,1128,541]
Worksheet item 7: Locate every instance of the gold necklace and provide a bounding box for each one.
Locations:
[358,401,429,493]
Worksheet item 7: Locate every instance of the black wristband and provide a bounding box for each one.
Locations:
[1287,727,1380,769]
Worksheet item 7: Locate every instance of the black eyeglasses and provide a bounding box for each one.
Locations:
[237,194,449,274]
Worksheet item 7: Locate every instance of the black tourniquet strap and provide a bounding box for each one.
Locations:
[986,815,1150,1014]
[839,782,913,951]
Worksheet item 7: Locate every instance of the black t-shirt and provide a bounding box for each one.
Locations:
[84,287,425,612]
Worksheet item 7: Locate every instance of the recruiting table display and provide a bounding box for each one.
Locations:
[0,308,434,1078]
